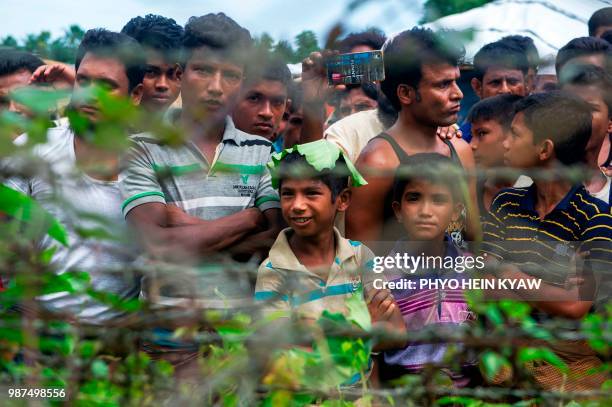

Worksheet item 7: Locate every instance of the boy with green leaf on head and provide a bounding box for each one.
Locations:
[255,141,406,386]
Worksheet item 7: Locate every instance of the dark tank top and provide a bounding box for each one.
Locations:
[372,132,465,247]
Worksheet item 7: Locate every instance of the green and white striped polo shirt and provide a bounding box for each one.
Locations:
[119,117,280,218]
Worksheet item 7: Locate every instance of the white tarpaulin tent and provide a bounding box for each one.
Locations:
[421,0,612,62]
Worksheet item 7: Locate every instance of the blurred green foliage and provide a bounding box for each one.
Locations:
[0,83,609,406]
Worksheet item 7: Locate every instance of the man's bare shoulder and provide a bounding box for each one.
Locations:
[450,137,475,167]
[356,137,399,169]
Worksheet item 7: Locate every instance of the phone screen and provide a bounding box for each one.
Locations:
[326,50,385,86]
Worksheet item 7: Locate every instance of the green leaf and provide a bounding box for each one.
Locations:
[154,359,174,377]
[499,300,530,320]
[0,184,69,246]
[485,304,504,326]
[79,340,99,359]
[91,360,109,379]
[74,226,116,241]
[42,271,90,295]
[436,396,482,406]
[517,347,569,373]
[268,139,367,188]
[86,288,141,313]
[11,87,70,115]
[0,327,23,344]
[521,317,552,341]
[65,110,90,135]
[346,289,371,330]
[39,334,74,356]
[222,393,239,407]
[40,246,58,264]
[481,350,509,381]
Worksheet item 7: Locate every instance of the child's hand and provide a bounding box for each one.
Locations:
[366,288,397,322]
[366,288,407,350]
[29,63,76,89]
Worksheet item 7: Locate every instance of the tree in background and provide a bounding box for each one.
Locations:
[420,0,495,23]
[254,32,275,53]
[2,24,320,65]
[274,40,296,63]
[1,36,19,49]
[1,24,85,63]
[254,30,320,64]
[294,30,319,62]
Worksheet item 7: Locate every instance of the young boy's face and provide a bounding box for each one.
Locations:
[181,46,244,123]
[392,179,460,242]
[140,50,182,113]
[232,79,287,140]
[563,83,612,165]
[503,112,541,169]
[279,178,349,239]
[470,118,508,168]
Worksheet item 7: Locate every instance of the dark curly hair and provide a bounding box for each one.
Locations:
[0,49,44,76]
[181,13,252,66]
[588,7,612,37]
[75,28,146,92]
[467,93,523,131]
[121,14,183,57]
[380,27,464,111]
[499,35,539,71]
[473,40,529,80]
[338,29,386,53]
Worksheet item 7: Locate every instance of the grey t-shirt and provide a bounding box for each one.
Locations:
[119,116,280,219]
[4,124,140,324]
[118,116,280,306]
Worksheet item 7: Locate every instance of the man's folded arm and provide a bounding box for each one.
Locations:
[125,202,262,260]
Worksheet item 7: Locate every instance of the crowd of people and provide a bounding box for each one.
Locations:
[1,6,611,396]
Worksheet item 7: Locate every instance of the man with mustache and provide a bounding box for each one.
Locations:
[460,40,529,143]
[346,27,478,251]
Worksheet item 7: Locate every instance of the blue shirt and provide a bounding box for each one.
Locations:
[459,122,472,143]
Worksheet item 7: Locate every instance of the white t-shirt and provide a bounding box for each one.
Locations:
[5,124,140,324]
[590,175,611,205]
[324,109,385,164]
[513,175,534,188]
